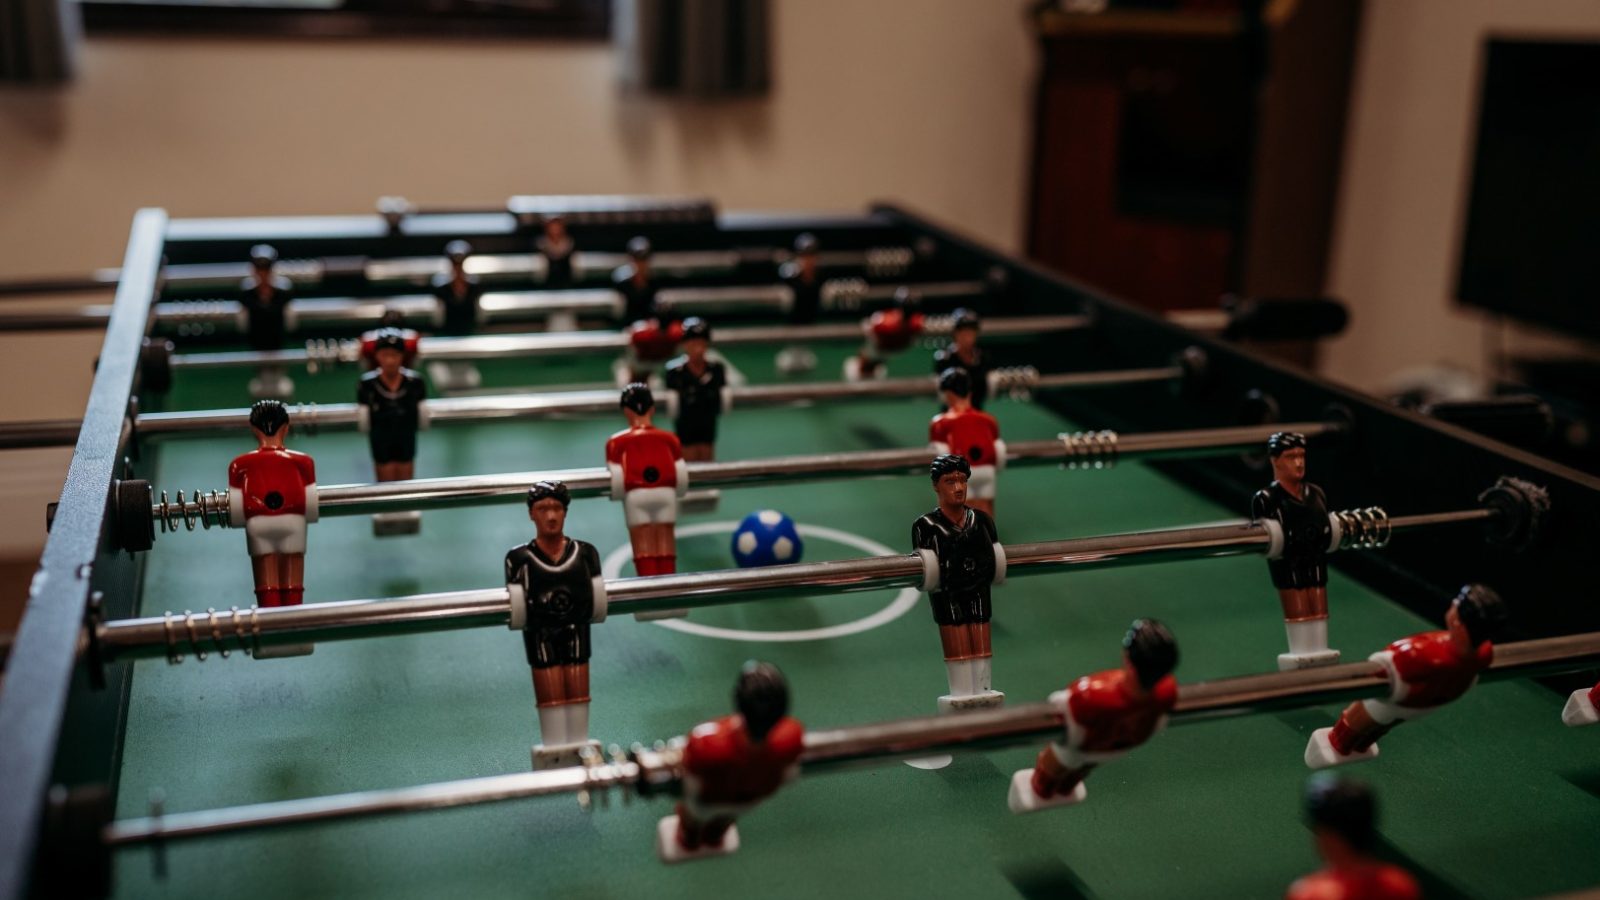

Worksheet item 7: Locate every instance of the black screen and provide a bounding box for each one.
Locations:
[1457,39,1600,339]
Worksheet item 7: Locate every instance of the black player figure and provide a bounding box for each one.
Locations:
[912,454,1005,713]
[427,240,485,390]
[1250,431,1339,670]
[933,308,989,411]
[240,243,296,398]
[663,317,727,462]
[356,330,427,483]
[431,240,484,337]
[776,233,821,375]
[537,215,575,287]
[505,480,606,768]
[614,236,656,325]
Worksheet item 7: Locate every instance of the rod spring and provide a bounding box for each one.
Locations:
[304,338,359,375]
[1060,430,1119,469]
[162,606,259,664]
[1334,507,1391,551]
[864,246,914,278]
[155,489,232,534]
[989,366,1041,399]
[821,278,869,311]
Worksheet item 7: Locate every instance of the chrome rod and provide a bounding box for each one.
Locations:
[148,420,1335,519]
[101,501,1476,661]
[101,631,1600,847]
[166,313,1094,371]
[130,365,1179,439]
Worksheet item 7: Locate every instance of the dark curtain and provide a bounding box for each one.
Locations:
[0,0,78,83]
[617,0,769,97]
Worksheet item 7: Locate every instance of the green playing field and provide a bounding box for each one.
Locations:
[114,342,1600,900]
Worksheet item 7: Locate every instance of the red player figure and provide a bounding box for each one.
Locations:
[845,286,925,381]
[663,318,728,462]
[537,214,575,287]
[932,308,990,410]
[1306,585,1506,768]
[1008,619,1179,813]
[1563,679,1600,727]
[622,299,685,385]
[428,240,484,391]
[606,384,687,585]
[776,232,821,375]
[358,310,420,370]
[1287,775,1421,900]
[658,661,805,864]
[228,401,316,612]
[929,367,1003,519]
[912,454,1005,721]
[240,244,295,399]
[1252,431,1340,670]
[505,481,607,769]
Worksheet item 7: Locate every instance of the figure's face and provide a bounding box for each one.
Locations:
[1445,602,1467,642]
[1272,447,1307,484]
[530,498,567,537]
[799,252,818,277]
[954,327,978,353]
[546,219,567,240]
[934,471,968,507]
[375,347,403,374]
[683,337,708,360]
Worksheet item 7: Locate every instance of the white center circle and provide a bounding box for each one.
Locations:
[601,521,922,643]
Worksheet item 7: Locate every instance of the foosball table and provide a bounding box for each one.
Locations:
[4,197,1598,900]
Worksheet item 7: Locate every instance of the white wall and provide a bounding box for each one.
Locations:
[1324,0,1600,393]
[0,1,1037,556]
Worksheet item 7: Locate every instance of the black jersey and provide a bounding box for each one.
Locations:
[505,538,603,668]
[613,265,656,324]
[664,357,727,445]
[430,273,484,336]
[912,506,1000,626]
[780,261,821,325]
[239,275,294,350]
[933,345,989,410]
[357,369,426,464]
[1251,481,1332,590]
[538,236,575,286]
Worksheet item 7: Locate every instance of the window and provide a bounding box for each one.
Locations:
[82,0,610,40]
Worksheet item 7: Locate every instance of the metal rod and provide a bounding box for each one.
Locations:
[101,630,1600,847]
[0,272,991,335]
[124,364,1173,440]
[164,313,1094,371]
[145,421,1336,521]
[99,502,1481,662]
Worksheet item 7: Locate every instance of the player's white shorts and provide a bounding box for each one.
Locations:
[1360,698,1438,725]
[623,486,678,527]
[244,514,307,556]
[967,464,997,500]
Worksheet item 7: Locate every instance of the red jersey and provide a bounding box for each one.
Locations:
[683,714,805,806]
[1589,681,1600,709]
[605,426,683,491]
[1384,630,1493,709]
[1065,669,1178,754]
[866,309,924,353]
[228,447,315,517]
[628,318,684,364]
[930,408,1001,467]
[1286,864,1420,900]
[359,327,421,368]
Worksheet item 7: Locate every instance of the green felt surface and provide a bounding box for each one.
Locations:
[115,344,1600,899]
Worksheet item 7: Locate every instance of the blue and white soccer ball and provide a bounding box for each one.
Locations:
[731,510,803,568]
